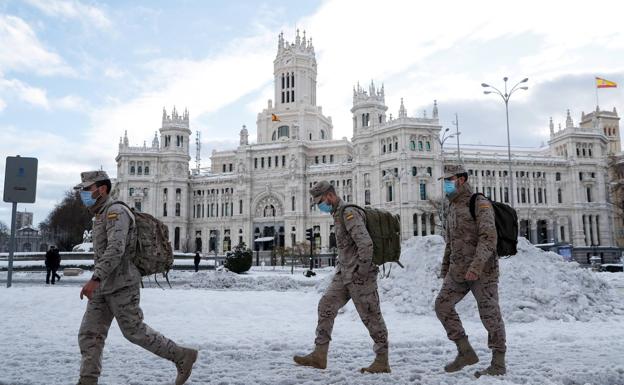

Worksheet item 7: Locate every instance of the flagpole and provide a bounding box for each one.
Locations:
[596,80,600,108]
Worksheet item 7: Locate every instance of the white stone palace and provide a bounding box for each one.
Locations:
[114,31,622,259]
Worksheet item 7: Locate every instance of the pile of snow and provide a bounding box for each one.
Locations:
[72,242,93,252]
[167,270,320,291]
[320,236,624,323]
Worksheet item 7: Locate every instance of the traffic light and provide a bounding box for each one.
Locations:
[306,228,314,242]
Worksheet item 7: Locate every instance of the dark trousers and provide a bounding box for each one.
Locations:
[194,263,199,272]
[46,267,61,284]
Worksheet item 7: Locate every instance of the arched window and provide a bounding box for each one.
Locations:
[418,141,424,151]
[427,167,432,176]
[410,140,416,151]
[426,141,431,151]
[272,131,276,141]
[175,203,181,216]
[412,167,417,176]
[291,196,295,211]
[320,130,326,139]
[174,227,180,250]
[278,125,289,138]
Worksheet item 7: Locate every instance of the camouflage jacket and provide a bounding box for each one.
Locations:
[92,197,141,294]
[332,199,378,283]
[442,182,498,282]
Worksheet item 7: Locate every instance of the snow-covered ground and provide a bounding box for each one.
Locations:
[1,236,623,385]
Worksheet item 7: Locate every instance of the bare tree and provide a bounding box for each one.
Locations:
[39,190,93,251]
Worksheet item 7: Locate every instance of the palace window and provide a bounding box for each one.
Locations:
[278,125,289,138]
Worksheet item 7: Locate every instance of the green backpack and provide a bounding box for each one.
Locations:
[112,201,174,283]
[338,204,403,268]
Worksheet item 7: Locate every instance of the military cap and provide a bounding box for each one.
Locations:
[74,170,110,190]
[310,180,332,204]
[438,164,467,180]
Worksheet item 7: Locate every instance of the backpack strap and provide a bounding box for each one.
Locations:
[337,204,365,232]
[469,193,487,221]
[109,200,136,226]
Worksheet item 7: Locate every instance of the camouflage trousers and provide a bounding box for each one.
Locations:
[315,273,388,354]
[78,284,183,379]
[435,275,506,352]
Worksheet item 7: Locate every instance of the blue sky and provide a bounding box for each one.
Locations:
[1,0,624,228]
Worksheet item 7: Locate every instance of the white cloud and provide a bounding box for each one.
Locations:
[0,98,6,112]
[0,78,49,109]
[23,0,112,30]
[104,66,125,79]
[0,15,74,76]
[54,94,87,110]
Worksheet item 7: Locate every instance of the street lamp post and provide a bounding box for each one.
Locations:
[437,128,458,231]
[481,77,529,209]
[452,113,461,162]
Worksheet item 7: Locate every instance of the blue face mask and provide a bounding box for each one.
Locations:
[80,190,98,207]
[444,180,457,197]
[318,201,333,213]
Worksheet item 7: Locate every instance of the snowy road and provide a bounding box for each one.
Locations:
[1,286,623,385]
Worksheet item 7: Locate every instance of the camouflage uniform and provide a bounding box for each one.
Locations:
[435,173,506,353]
[313,193,388,354]
[75,172,189,383]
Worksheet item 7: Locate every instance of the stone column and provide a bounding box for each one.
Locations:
[547,218,555,243]
[530,219,538,244]
[416,214,422,237]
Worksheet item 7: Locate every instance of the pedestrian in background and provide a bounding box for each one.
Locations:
[45,245,61,285]
[194,252,201,272]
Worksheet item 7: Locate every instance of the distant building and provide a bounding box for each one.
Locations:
[15,226,44,252]
[16,211,33,230]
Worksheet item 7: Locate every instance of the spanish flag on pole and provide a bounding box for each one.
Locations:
[271,113,281,122]
[596,77,617,88]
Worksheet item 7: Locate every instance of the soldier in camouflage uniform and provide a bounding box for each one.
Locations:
[74,171,198,385]
[293,181,390,373]
[434,164,506,377]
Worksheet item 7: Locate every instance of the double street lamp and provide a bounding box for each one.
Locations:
[481,77,529,208]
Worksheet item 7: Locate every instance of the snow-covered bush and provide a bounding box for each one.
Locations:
[224,242,253,274]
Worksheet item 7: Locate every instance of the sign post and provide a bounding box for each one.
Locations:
[3,156,38,288]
